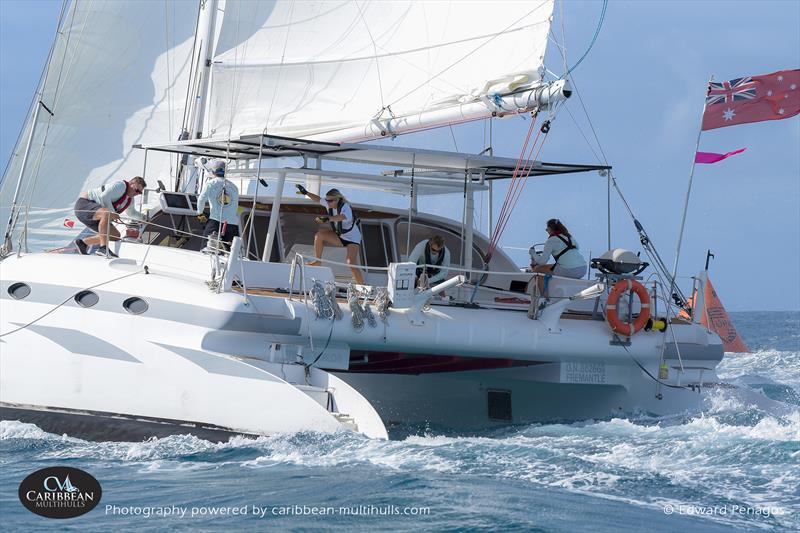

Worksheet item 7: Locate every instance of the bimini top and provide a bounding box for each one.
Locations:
[135,134,610,181]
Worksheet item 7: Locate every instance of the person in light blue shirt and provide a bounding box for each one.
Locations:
[73,176,146,257]
[196,159,240,244]
[531,218,587,276]
[531,218,587,292]
[407,235,451,285]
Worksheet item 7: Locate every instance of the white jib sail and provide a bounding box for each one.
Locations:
[0,0,198,251]
[208,0,555,142]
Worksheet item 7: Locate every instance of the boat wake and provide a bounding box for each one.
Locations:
[2,378,798,531]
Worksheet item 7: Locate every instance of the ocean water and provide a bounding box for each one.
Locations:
[1,311,798,532]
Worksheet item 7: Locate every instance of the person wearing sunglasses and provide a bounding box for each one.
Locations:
[296,184,364,284]
[73,176,147,257]
[407,234,451,286]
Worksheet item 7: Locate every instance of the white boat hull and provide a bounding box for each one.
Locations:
[0,250,388,440]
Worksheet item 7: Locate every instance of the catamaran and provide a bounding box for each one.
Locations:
[1,0,727,439]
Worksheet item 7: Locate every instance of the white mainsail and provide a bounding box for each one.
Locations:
[208,0,555,141]
[0,0,197,250]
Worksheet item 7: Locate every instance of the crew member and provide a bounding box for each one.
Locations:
[73,176,147,257]
[196,159,240,245]
[295,184,364,284]
[408,235,450,285]
[531,218,587,292]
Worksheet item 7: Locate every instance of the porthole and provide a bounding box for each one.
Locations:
[122,296,148,315]
[74,290,99,308]
[8,282,31,300]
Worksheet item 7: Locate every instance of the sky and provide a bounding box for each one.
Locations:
[0,0,798,311]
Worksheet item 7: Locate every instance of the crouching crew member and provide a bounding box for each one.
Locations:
[408,235,450,285]
[295,184,364,285]
[74,176,147,257]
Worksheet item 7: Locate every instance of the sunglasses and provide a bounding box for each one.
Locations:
[325,198,337,203]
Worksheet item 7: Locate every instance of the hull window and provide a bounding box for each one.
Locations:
[487,389,512,421]
[74,290,99,308]
[122,297,148,315]
[8,282,31,300]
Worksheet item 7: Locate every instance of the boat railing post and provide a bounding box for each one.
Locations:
[263,170,285,262]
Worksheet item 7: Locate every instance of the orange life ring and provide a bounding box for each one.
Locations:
[606,279,651,336]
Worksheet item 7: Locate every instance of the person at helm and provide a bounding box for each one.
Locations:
[531,218,587,279]
[196,159,240,244]
[295,184,364,284]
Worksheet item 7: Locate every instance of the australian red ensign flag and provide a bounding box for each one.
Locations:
[702,69,799,130]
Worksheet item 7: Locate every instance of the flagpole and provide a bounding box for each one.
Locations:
[669,75,713,307]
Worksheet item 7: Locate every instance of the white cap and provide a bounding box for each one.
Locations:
[205,159,226,177]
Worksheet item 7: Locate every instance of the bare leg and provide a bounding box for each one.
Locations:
[309,229,340,266]
[83,209,120,247]
[346,243,364,284]
[532,264,554,293]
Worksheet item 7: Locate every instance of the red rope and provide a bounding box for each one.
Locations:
[487,115,538,258]
[487,114,552,259]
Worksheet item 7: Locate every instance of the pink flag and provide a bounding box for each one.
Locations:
[694,148,746,164]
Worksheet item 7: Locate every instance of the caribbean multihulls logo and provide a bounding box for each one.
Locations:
[18,467,102,518]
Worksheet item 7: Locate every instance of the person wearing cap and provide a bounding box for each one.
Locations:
[196,159,240,244]
[295,184,364,284]
[73,176,147,258]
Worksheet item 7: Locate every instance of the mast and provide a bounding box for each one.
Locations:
[189,0,219,140]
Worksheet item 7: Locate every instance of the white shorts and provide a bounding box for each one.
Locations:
[553,264,587,279]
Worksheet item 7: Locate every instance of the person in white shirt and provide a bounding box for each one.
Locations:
[531,218,587,292]
[407,235,451,285]
[295,185,364,284]
[73,176,146,257]
[196,159,240,244]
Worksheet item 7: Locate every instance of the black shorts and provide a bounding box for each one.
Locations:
[74,198,102,232]
[203,219,240,244]
[339,236,359,247]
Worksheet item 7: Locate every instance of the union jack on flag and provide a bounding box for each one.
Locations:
[706,77,757,105]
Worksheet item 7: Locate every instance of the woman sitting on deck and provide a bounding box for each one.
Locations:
[295,185,364,284]
[531,218,587,292]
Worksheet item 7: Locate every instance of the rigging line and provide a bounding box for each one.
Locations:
[18,0,80,208]
[489,116,537,248]
[559,0,568,75]
[492,127,548,246]
[621,342,694,391]
[179,0,203,134]
[448,124,459,152]
[165,0,174,175]
[354,0,386,110]
[0,270,143,338]
[562,104,603,164]
[568,75,609,165]
[262,0,295,133]
[0,0,68,187]
[564,0,607,77]
[51,2,88,111]
[386,1,551,109]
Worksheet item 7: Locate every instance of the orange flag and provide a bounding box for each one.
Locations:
[683,276,750,353]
